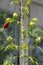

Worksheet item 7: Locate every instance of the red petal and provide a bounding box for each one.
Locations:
[3,22,9,29]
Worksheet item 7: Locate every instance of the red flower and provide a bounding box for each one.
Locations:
[3,22,9,29]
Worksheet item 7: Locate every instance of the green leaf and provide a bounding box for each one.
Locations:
[4,43,18,51]
[10,0,19,5]
[36,46,43,53]
[4,44,15,51]
[28,56,34,64]
[35,61,39,65]
[32,28,43,39]
[28,56,40,65]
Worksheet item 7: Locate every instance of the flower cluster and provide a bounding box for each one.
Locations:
[3,13,18,29]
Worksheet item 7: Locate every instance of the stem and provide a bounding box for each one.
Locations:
[20,1,25,65]
[19,0,25,65]
[22,50,25,65]
[20,0,24,43]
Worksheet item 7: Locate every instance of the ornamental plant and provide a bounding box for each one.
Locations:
[0,0,43,65]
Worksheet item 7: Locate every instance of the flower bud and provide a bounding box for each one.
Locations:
[36,37,41,43]
[3,61,10,65]
[21,43,28,51]
[29,21,35,28]
[21,29,25,34]
[5,18,11,23]
[7,36,13,42]
[32,18,37,22]
[13,13,18,19]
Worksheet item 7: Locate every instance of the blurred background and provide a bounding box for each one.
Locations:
[0,0,43,65]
